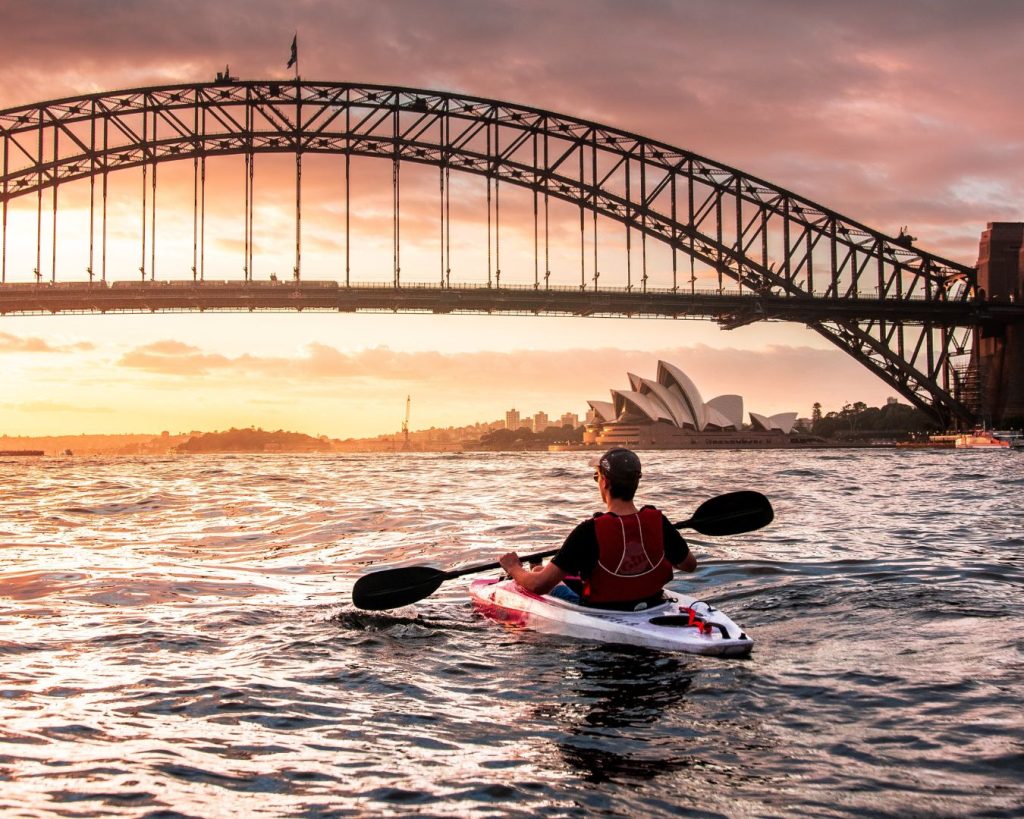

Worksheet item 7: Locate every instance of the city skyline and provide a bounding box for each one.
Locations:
[3,1,1022,437]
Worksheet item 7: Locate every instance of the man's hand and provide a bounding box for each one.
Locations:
[499,552,523,574]
[498,551,566,595]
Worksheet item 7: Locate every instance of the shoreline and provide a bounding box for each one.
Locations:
[1,442,973,457]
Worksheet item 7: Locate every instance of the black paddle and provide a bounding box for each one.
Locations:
[351,490,772,611]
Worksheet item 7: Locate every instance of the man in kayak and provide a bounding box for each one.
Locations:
[498,448,696,610]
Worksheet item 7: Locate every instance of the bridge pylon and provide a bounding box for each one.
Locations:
[974,222,1024,427]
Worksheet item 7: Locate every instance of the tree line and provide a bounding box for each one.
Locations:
[176,427,333,453]
[475,424,585,450]
[808,401,939,439]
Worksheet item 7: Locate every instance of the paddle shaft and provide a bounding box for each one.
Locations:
[441,547,558,582]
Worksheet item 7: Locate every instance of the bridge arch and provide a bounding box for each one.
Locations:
[0,80,1005,425]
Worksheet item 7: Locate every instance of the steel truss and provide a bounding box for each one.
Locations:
[1,80,1018,425]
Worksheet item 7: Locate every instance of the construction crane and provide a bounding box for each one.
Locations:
[402,395,411,450]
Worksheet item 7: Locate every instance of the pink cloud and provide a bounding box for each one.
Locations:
[0,0,1019,270]
[0,332,93,354]
[0,332,57,353]
[118,340,234,375]
[114,338,892,415]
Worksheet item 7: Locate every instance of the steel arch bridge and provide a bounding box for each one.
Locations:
[2,79,1020,425]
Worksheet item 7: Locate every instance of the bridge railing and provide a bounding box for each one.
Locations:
[0,276,969,302]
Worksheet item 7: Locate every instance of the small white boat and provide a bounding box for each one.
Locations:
[993,430,1024,449]
[470,578,753,656]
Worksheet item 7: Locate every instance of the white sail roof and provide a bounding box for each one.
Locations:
[707,395,743,430]
[705,406,737,430]
[749,412,771,431]
[749,411,798,433]
[657,361,708,430]
[638,378,695,428]
[587,400,616,423]
[612,389,673,423]
[768,412,798,434]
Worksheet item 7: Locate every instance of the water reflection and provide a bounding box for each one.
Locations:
[542,648,698,784]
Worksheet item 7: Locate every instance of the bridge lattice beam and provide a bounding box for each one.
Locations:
[0,80,1004,426]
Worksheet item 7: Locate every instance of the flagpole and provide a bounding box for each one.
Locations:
[287,32,301,281]
[286,33,299,80]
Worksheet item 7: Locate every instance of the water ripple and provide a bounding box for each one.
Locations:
[0,450,1021,816]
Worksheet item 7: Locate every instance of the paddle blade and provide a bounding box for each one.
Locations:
[352,565,448,610]
[679,490,773,536]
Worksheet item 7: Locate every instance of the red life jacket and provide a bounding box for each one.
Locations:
[583,506,674,605]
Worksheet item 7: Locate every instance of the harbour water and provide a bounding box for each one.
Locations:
[0,450,1021,816]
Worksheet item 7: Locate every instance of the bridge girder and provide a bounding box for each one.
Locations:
[0,80,1006,426]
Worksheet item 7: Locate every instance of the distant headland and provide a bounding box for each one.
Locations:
[175,428,333,453]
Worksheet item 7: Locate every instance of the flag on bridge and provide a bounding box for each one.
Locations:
[286,35,298,70]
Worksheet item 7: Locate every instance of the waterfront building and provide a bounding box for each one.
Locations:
[584,361,798,449]
[505,409,520,430]
[533,412,549,433]
[560,412,580,429]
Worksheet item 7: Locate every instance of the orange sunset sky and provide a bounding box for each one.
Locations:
[2,0,1022,438]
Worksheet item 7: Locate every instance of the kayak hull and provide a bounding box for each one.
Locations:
[469,578,753,657]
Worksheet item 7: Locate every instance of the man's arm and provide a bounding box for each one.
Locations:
[662,513,697,573]
[499,553,567,595]
[498,519,591,595]
[675,551,697,573]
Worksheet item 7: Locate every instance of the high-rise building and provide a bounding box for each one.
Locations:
[560,412,579,429]
[505,408,520,430]
[533,411,549,433]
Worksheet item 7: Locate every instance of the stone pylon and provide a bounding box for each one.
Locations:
[975,222,1024,426]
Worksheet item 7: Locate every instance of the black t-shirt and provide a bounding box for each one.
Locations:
[551,507,689,579]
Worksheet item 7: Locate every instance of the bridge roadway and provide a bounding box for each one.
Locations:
[2,280,1023,326]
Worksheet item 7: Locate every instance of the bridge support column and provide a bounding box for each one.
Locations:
[975,222,1024,426]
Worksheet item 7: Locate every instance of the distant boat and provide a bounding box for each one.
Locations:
[992,430,1024,450]
[954,429,1016,449]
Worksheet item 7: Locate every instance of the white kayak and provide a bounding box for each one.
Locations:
[469,578,753,657]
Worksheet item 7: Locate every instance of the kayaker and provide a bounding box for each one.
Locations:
[498,448,696,610]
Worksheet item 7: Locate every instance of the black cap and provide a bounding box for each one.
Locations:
[590,448,642,481]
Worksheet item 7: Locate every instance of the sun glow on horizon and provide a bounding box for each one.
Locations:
[1,140,898,439]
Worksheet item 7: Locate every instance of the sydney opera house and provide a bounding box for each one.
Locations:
[583,361,799,449]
